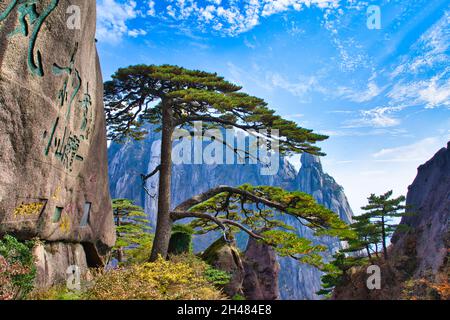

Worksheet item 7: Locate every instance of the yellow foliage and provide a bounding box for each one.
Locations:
[402,277,450,300]
[86,254,225,300]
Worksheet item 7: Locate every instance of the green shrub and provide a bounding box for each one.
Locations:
[0,235,36,300]
[204,267,231,287]
[168,224,194,255]
[29,286,83,300]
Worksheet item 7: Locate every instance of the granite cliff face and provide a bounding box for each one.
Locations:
[0,0,115,288]
[333,142,449,300]
[391,141,450,279]
[108,127,353,299]
[243,236,280,300]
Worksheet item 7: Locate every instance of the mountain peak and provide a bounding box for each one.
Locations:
[300,153,323,171]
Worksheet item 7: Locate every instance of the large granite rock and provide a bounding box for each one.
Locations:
[33,242,91,289]
[243,237,280,300]
[0,0,115,286]
[391,141,450,279]
[202,237,245,298]
[108,126,353,299]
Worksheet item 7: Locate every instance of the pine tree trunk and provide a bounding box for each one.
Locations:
[117,248,124,263]
[365,245,372,261]
[381,215,388,259]
[117,216,123,263]
[150,103,174,261]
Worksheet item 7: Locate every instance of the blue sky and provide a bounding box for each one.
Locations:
[96,0,450,213]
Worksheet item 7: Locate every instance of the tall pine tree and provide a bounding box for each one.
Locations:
[360,191,406,259]
[105,64,344,261]
[112,199,152,265]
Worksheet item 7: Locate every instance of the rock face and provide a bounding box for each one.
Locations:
[108,126,353,299]
[391,141,450,279]
[243,237,280,300]
[277,154,353,300]
[296,154,354,224]
[202,237,245,298]
[333,142,449,300]
[33,242,92,289]
[0,1,115,287]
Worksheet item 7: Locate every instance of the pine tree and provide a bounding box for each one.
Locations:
[105,64,337,261]
[342,214,382,261]
[360,191,406,259]
[319,191,409,296]
[112,199,153,265]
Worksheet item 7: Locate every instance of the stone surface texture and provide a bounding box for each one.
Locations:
[0,0,115,287]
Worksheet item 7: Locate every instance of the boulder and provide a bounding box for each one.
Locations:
[0,0,115,286]
[243,237,280,300]
[202,237,245,298]
[33,242,92,289]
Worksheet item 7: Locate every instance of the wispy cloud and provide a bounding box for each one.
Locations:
[391,11,449,78]
[319,127,411,138]
[343,106,403,129]
[388,74,450,109]
[387,11,450,109]
[372,136,449,163]
[338,80,385,103]
[144,0,341,36]
[266,72,329,101]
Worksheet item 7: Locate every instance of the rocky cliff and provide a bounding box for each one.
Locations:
[243,236,280,300]
[108,127,353,299]
[391,141,450,280]
[0,0,115,288]
[333,141,449,300]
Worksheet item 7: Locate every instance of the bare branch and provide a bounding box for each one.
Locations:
[141,165,162,182]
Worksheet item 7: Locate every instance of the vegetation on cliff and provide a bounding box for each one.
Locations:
[0,235,36,300]
[319,190,409,297]
[319,190,449,300]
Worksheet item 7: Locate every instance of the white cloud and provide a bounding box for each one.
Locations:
[128,28,147,37]
[97,0,141,44]
[338,80,385,103]
[394,11,449,77]
[387,11,450,109]
[147,0,156,16]
[261,0,339,16]
[95,0,353,43]
[372,136,450,163]
[266,72,329,101]
[388,75,450,109]
[343,106,403,128]
[154,0,341,36]
[417,76,450,108]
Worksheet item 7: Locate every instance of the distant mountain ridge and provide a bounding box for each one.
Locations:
[108,127,353,299]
